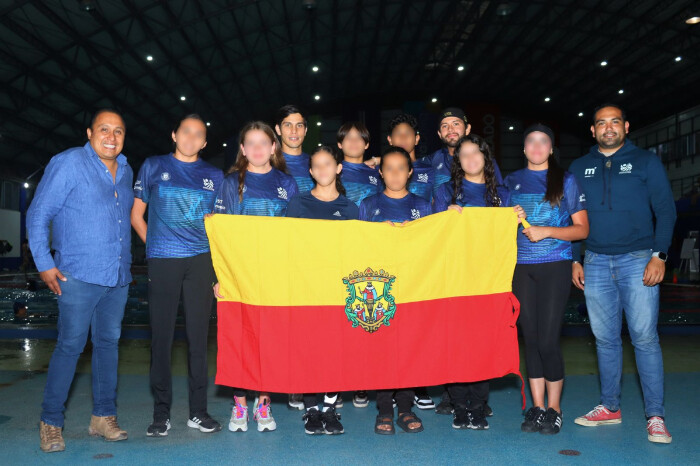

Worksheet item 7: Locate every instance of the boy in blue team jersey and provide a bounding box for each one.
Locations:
[359,145,430,435]
[275,105,315,193]
[386,113,435,204]
[338,121,383,208]
[131,114,224,436]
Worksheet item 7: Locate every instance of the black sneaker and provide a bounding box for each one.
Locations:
[452,406,471,429]
[539,408,562,435]
[187,413,222,433]
[352,391,369,408]
[414,388,435,410]
[521,407,545,433]
[146,419,171,437]
[435,390,453,415]
[468,406,489,430]
[484,403,493,417]
[321,408,344,435]
[303,409,324,435]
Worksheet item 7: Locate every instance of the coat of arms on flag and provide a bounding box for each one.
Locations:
[343,268,396,333]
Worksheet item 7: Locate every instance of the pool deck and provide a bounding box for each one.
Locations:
[0,335,698,464]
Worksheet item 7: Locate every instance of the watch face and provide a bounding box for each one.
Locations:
[659,252,668,261]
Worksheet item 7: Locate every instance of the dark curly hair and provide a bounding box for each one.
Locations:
[388,113,418,135]
[451,134,501,206]
[309,145,346,196]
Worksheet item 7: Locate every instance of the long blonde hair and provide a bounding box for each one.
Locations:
[227,121,287,201]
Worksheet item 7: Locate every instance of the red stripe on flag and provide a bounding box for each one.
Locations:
[216,292,522,396]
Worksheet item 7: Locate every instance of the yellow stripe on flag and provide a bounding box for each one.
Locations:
[205,208,518,307]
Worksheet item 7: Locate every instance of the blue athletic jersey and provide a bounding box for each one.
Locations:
[214,168,298,217]
[434,179,511,212]
[504,168,586,264]
[134,154,223,259]
[359,192,433,223]
[408,158,435,202]
[340,161,383,206]
[286,191,359,220]
[283,152,314,193]
[428,147,503,191]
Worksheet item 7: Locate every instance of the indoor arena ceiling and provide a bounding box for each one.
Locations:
[1,0,699,176]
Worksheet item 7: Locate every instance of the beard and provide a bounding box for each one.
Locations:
[441,135,460,148]
[597,132,625,149]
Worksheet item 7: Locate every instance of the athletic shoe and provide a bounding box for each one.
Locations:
[288,393,304,410]
[468,406,489,430]
[322,408,345,435]
[146,419,171,437]
[484,403,494,417]
[647,416,672,444]
[353,391,369,408]
[539,408,562,435]
[452,406,471,429]
[435,390,453,415]
[187,413,222,433]
[334,393,344,409]
[253,398,277,432]
[228,397,248,432]
[521,407,545,433]
[574,405,621,426]
[302,409,324,435]
[414,394,435,410]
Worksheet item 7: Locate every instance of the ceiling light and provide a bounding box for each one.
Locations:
[314,95,320,100]
[180,96,186,101]
[457,65,465,71]
[312,65,319,72]
[578,112,584,117]
[206,122,211,126]
[316,121,322,126]
[431,97,438,103]
[508,126,514,131]
[222,143,227,147]
[544,97,551,102]
[675,56,682,62]
[685,16,700,24]
[23,182,29,188]
[146,55,153,61]
[618,89,624,94]
[600,60,608,67]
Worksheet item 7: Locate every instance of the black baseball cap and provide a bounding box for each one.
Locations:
[439,107,468,125]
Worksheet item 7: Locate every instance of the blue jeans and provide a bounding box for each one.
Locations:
[583,249,664,417]
[41,274,128,427]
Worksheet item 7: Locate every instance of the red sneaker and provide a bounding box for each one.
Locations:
[647,416,672,444]
[574,405,622,426]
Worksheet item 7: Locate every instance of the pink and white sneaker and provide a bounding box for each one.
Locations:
[574,405,622,426]
[228,396,248,432]
[647,416,672,444]
[253,397,277,432]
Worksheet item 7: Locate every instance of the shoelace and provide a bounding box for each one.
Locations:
[647,417,667,434]
[525,407,542,422]
[105,416,121,430]
[234,404,247,419]
[44,424,62,443]
[587,405,608,418]
[256,402,270,420]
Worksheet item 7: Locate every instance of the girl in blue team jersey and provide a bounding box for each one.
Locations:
[132,114,224,437]
[433,134,526,431]
[286,145,357,436]
[504,124,588,436]
[359,145,430,435]
[213,121,298,434]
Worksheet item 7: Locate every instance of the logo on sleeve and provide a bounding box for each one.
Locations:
[374,208,381,217]
[203,178,215,191]
[417,173,429,183]
[514,184,521,190]
[277,187,288,200]
[411,209,421,220]
[619,163,632,174]
[437,163,444,170]
[579,193,586,203]
[134,180,143,191]
[584,167,596,177]
[368,176,378,186]
[161,172,170,181]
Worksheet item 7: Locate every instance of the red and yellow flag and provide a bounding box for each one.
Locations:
[206,209,521,394]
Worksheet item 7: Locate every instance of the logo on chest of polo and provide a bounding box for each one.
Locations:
[277,187,288,200]
[368,176,378,186]
[619,163,632,174]
[417,173,429,183]
[411,209,421,220]
[584,167,596,177]
[203,178,215,191]
[161,172,170,181]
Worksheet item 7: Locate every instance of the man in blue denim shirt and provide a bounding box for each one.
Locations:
[27,109,134,453]
[569,104,676,444]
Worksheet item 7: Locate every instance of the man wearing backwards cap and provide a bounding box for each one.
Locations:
[427,107,503,191]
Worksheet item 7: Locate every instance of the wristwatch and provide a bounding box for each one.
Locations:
[652,252,667,262]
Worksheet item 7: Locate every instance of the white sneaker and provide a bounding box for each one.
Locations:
[228,397,248,432]
[288,393,304,410]
[254,397,277,432]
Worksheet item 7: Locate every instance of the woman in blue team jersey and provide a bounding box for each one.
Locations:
[359,145,430,435]
[434,134,526,431]
[504,124,588,436]
[286,146,357,436]
[131,114,224,436]
[213,121,298,434]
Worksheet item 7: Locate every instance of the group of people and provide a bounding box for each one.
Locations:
[26,102,676,453]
